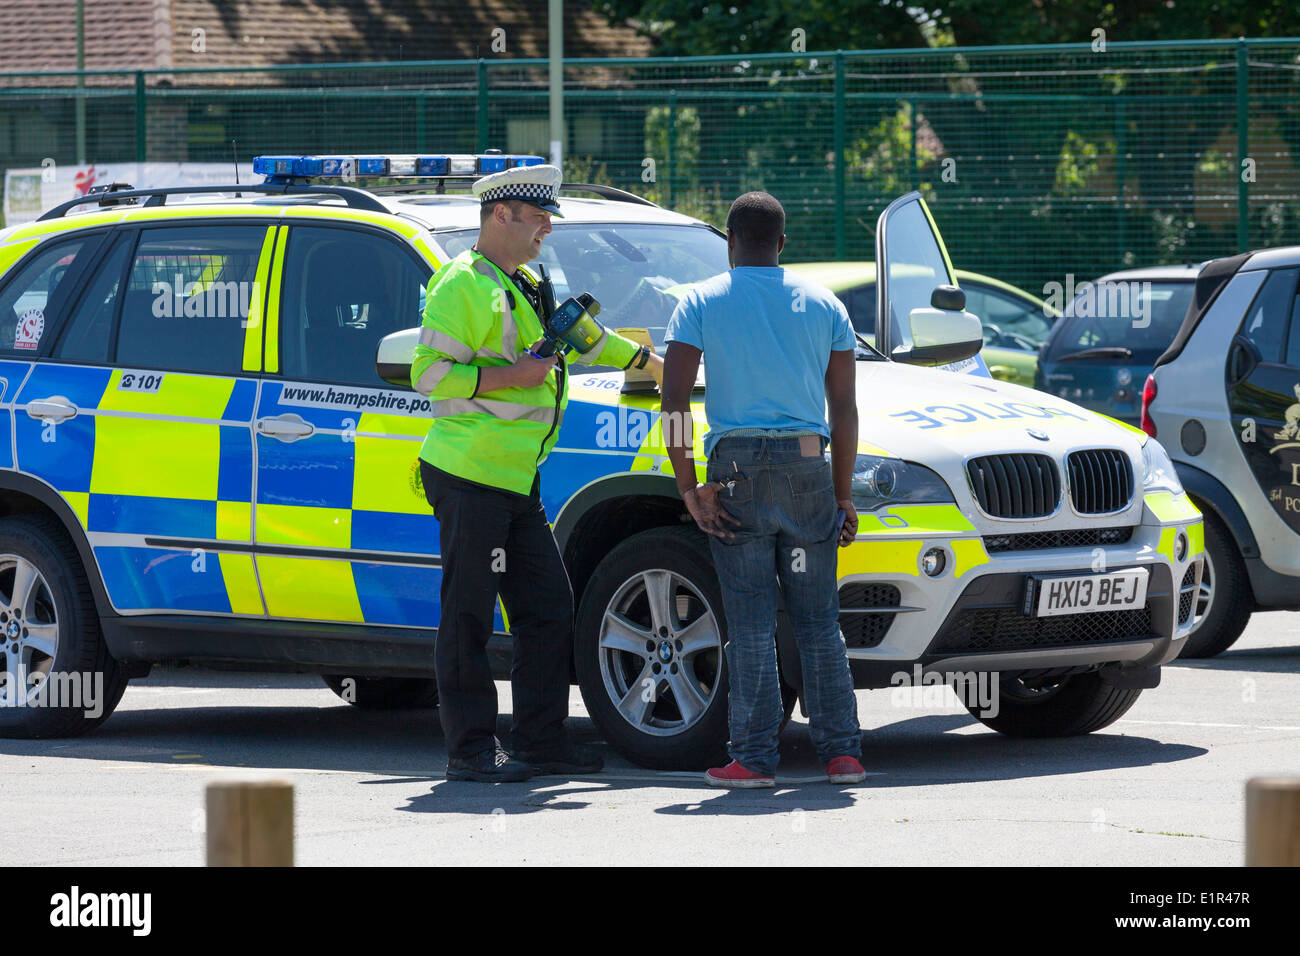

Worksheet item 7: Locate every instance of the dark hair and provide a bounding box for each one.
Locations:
[725,191,785,248]
[480,198,527,225]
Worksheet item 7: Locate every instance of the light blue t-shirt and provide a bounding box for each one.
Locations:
[664,266,856,459]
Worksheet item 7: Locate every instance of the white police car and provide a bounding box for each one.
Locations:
[0,153,1202,770]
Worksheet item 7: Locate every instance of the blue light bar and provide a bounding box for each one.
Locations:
[252,155,300,177]
[253,153,546,182]
[416,156,449,175]
[356,156,390,176]
[448,155,478,175]
[314,156,387,177]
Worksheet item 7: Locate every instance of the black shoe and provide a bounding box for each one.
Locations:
[445,748,535,782]
[514,741,604,775]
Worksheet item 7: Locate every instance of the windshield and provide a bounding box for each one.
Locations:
[437,223,728,350]
[1046,279,1195,364]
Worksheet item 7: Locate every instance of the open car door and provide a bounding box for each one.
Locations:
[875,192,989,376]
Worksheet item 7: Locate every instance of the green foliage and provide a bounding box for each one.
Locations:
[563,155,614,186]
[1151,210,1197,262]
[600,0,1300,54]
[635,105,725,227]
[846,105,936,202]
[595,0,926,56]
[1255,201,1294,248]
[644,104,701,189]
[938,0,1300,49]
[1053,130,1106,197]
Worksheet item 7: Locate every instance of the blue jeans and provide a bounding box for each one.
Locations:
[706,433,861,775]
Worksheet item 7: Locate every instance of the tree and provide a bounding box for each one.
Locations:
[595,0,928,56]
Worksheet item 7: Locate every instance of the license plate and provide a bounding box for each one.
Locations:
[1027,568,1149,618]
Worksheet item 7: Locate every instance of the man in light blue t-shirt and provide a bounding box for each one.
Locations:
[661,191,864,788]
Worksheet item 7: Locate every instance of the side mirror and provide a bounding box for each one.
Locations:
[931,284,965,311]
[891,306,983,367]
[376,327,420,387]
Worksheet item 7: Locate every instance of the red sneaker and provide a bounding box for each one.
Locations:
[826,756,866,784]
[705,760,775,788]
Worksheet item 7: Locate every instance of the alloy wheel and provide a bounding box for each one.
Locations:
[597,569,723,737]
[0,556,59,707]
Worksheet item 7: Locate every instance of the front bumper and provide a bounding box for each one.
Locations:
[835,495,1204,688]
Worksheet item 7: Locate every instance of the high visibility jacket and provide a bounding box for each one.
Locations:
[412,248,641,495]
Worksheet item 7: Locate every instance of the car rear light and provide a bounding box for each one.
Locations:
[1140,374,1157,437]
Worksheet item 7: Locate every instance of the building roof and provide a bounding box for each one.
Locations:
[0,0,651,75]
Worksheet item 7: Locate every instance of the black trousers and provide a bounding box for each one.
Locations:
[421,461,573,760]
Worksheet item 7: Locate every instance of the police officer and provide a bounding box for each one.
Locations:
[413,164,664,782]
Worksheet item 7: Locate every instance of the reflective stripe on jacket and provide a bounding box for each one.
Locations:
[412,248,639,495]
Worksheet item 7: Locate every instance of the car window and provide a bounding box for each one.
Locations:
[0,236,92,355]
[963,283,1052,350]
[56,235,132,364]
[877,196,954,356]
[1238,267,1298,364]
[438,223,728,350]
[116,225,266,374]
[836,283,877,335]
[1045,280,1195,364]
[1287,292,1300,369]
[279,226,429,386]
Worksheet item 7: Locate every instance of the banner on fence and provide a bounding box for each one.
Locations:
[3,162,256,226]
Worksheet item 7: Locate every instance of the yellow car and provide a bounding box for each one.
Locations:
[787,261,1059,387]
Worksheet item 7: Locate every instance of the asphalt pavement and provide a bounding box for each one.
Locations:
[2,613,1297,866]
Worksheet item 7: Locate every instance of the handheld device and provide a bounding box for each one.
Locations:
[533,292,605,358]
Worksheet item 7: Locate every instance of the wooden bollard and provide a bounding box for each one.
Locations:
[206,780,294,867]
[1245,777,1300,866]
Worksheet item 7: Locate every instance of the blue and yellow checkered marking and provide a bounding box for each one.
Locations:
[17,363,113,409]
[351,510,440,556]
[352,563,443,627]
[94,546,258,613]
[14,363,261,612]
[11,357,698,630]
[89,496,216,538]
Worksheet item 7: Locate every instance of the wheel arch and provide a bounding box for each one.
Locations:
[555,473,807,694]
[0,471,113,618]
[1176,461,1258,558]
[554,473,688,605]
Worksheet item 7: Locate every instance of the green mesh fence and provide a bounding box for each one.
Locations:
[2,39,1299,297]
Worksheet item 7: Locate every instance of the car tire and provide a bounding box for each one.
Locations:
[964,671,1141,737]
[1178,508,1253,659]
[575,525,732,770]
[0,514,128,738]
[322,675,439,709]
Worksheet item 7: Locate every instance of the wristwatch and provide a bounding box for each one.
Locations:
[633,345,651,369]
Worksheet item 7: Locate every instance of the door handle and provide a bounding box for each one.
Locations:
[256,413,315,442]
[1226,338,1259,387]
[25,396,78,423]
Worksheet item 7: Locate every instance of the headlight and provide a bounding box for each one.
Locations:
[843,453,955,511]
[1141,438,1184,495]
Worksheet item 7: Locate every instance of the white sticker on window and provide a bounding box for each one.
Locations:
[15,308,44,350]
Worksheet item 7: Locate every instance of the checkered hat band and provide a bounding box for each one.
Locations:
[480,183,554,204]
